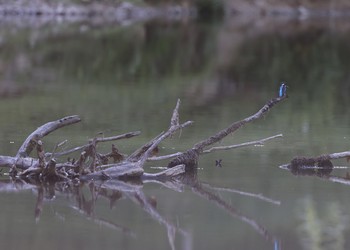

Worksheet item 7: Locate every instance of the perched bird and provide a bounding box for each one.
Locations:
[279,82,288,97]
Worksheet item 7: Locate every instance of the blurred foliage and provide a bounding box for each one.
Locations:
[28,22,217,84]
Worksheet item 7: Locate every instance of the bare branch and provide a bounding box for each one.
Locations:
[0,155,38,169]
[170,99,180,127]
[47,131,141,158]
[193,96,287,152]
[128,99,193,165]
[327,151,350,160]
[168,95,287,168]
[127,133,165,162]
[94,131,141,143]
[202,134,283,154]
[16,115,81,158]
[138,121,193,165]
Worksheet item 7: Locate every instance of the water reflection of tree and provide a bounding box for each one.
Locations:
[297,198,346,250]
[0,170,280,250]
[281,156,350,250]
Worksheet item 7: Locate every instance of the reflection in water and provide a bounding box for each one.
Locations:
[0,168,280,250]
[297,198,347,250]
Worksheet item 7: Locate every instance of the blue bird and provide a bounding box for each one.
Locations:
[279,82,287,97]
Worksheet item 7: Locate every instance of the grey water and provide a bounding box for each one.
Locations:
[1,16,350,250]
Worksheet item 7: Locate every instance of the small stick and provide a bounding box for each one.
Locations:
[16,115,81,158]
[129,99,193,166]
[47,131,141,158]
[202,134,283,154]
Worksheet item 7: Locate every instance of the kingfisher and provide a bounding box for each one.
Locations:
[279,82,288,97]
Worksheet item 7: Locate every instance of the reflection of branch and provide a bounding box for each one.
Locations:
[202,183,281,205]
[327,176,350,185]
[202,134,283,154]
[71,205,135,237]
[191,183,274,241]
[129,190,189,250]
[35,186,44,223]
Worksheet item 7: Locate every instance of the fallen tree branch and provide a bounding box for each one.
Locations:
[168,95,287,168]
[0,156,38,169]
[0,95,287,182]
[16,115,81,158]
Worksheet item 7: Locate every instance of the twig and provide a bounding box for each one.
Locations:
[49,139,68,160]
[140,121,193,165]
[47,131,141,158]
[127,133,165,162]
[16,115,81,158]
[202,134,283,154]
[129,99,193,166]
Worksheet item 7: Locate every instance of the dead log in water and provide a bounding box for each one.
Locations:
[0,94,287,182]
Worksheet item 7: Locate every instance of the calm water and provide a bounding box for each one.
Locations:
[1,16,350,250]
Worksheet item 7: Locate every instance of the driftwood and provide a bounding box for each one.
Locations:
[0,94,287,182]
